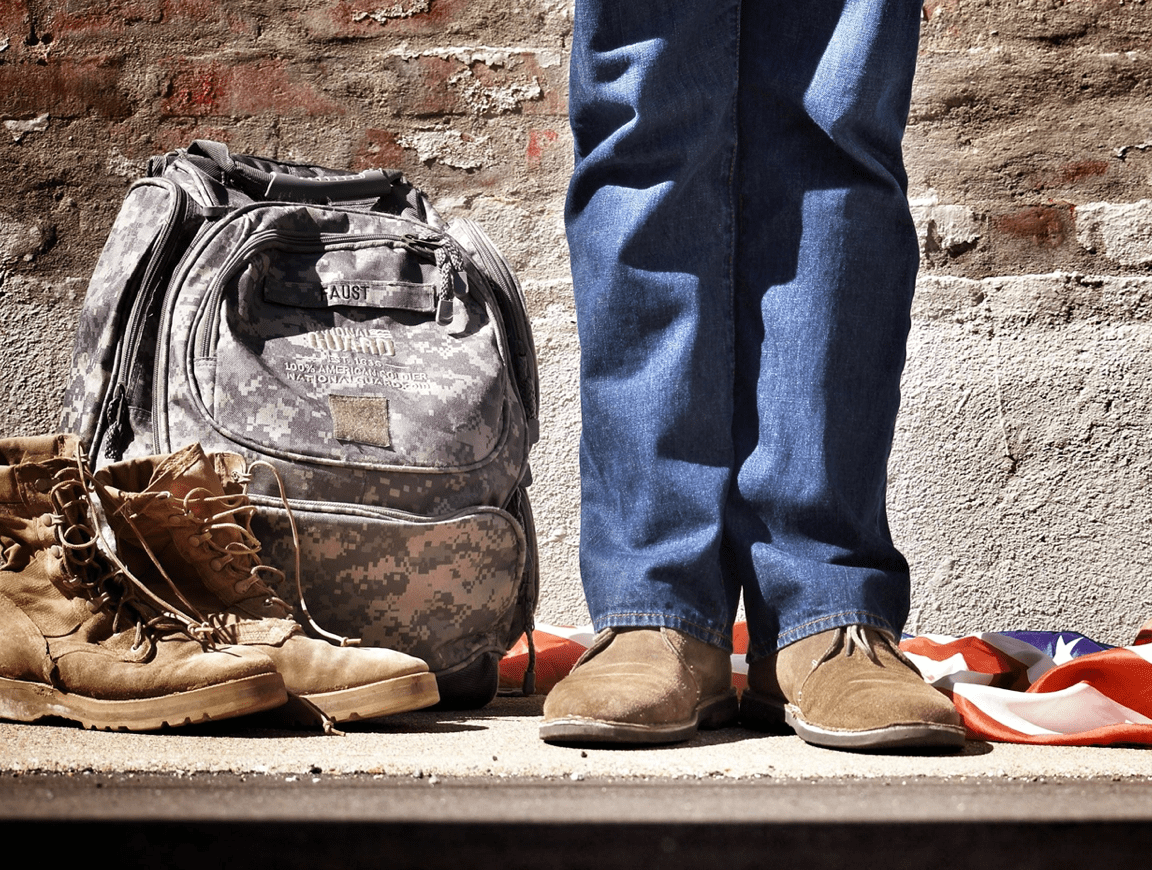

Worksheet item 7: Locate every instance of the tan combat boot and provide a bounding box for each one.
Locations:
[0,434,287,731]
[94,443,439,726]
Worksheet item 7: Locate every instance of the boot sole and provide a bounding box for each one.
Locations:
[0,673,287,731]
[299,671,441,723]
[539,688,739,746]
[742,689,966,751]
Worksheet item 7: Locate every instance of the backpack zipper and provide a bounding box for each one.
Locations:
[101,180,193,461]
[449,218,540,443]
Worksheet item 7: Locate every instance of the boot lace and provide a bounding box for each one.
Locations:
[819,624,918,672]
[234,460,361,647]
[114,457,359,648]
[50,447,215,652]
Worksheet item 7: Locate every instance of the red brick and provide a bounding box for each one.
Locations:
[408,55,457,115]
[921,1,951,21]
[161,59,342,118]
[39,0,256,37]
[301,0,465,40]
[994,205,1072,248]
[0,58,130,119]
[352,129,409,172]
[403,53,563,118]
[526,128,559,165]
[507,53,566,116]
[0,0,29,34]
[1054,160,1110,185]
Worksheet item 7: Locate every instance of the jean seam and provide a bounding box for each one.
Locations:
[746,609,898,661]
[594,611,733,650]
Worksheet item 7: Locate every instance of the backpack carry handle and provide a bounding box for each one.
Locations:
[262,170,393,203]
[185,140,394,204]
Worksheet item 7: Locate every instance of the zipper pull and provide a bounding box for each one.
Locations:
[103,384,131,460]
[434,244,458,326]
[436,282,454,325]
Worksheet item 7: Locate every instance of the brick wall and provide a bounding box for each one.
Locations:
[1,0,1149,642]
[897,0,1152,642]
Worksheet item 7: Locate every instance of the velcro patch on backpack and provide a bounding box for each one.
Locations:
[329,394,391,448]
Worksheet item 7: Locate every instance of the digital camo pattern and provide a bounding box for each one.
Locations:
[229,394,527,516]
[154,204,530,515]
[503,484,539,644]
[60,180,181,445]
[449,217,540,433]
[213,235,505,469]
[253,504,526,673]
[64,142,539,682]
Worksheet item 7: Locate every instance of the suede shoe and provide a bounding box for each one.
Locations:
[539,627,738,745]
[741,625,966,751]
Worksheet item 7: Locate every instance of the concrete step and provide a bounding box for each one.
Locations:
[2,696,1150,868]
[3,772,1151,869]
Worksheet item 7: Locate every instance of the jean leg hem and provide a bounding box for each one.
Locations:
[594,612,733,653]
[745,610,899,662]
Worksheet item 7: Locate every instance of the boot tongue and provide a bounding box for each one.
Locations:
[145,444,224,518]
[144,444,280,613]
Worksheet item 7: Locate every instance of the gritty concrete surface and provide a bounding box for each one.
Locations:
[1,696,1149,781]
[894,273,1152,642]
[3,698,1149,867]
[5,772,1152,822]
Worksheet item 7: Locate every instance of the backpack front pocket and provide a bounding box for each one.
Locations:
[171,207,512,473]
[251,501,526,674]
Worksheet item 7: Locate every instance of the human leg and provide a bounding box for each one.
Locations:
[541,0,743,744]
[725,0,923,657]
[565,0,743,649]
[725,0,963,748]
[546,0,963,749]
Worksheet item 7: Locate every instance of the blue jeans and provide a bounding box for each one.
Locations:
[567,0,923,661]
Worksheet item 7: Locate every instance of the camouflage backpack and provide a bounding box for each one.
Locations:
[60,140,539,708]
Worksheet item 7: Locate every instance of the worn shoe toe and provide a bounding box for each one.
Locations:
[540,627,738,745]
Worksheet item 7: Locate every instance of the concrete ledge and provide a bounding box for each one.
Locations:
[4,774,1151,870]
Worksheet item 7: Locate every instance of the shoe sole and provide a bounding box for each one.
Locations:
[785,706,968,750]
[741,689,966,751]
[0,673,287,731]
[539,688,739,746]
[299,671,441,723]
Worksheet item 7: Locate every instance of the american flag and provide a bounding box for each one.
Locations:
[501,618,1152,746]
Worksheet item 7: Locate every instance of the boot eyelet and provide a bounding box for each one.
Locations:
[210,558,224,572]
[49,545,63,560]
[33,477,51,493]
